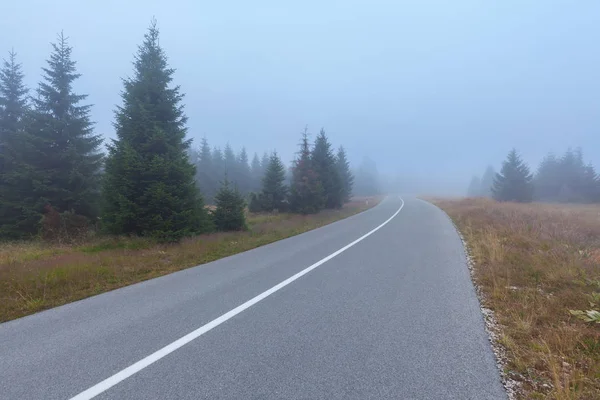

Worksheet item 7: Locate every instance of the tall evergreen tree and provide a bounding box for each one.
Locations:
[29,33,104,221]
[250,152,262,192]
[582,163,600,203]
[480,165,495,197]
[534,153,561,201]
[290,129,324,214]
[312,128,342,208]
[259,151,288,211]
[492,149,533,203]
[213,177,246,231]
[236,147,251,194]
[223,143,236,175]
[467,176,481,197]
[196,137,217,203]
[0,50,32,238]
[335,146,354,203]
[212,146,225,183]
[102,21,208,241]
[260,152,270,176]
[354,156,381,196]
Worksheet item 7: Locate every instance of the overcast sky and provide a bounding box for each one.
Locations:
[2,0,599,194]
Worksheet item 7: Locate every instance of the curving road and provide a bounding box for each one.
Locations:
[0,197,506,400]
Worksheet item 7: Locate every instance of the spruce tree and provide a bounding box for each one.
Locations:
[196,137,216,203]
[223,143,236,175]
[492,149,533,203]
[102,21,208,241]
[467,176,481,197]
[582,164,600,203]
[29,33,104,221]
[250,152,262,192]
[312,128,342,208]
[534,153,561,201]
[480,165,495,197]
[212,146,225,183]
[259,151,288,211]
[0,50,32,238]
[260,152,270,176]
[213,177,247,231]
[354,156,381,196]
[335,146,354,203]
[237,147,251,195]
[290,129,324,214]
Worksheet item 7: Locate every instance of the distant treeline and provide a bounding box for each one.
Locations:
[0,21,383,242]
[468,147,599,203]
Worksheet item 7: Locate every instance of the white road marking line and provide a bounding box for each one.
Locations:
[69,197,405,400]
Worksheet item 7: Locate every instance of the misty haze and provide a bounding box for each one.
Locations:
[1,2,599,400]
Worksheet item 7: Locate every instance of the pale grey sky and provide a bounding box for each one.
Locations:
[2,0,599,194]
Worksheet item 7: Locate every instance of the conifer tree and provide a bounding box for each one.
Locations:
[335,146,354,203]
[102,20,208,241]
[260,152,270,176]
[290,129,324,214]
[0,50,32,238]
[312,128,342,208]
[250,152,262,192]
[480,165,495,197]
[223,143,236,175]
[29,33,104,221]
[467,176,481,197]
[212,146,225,183]
[354,156,381,196]
[236,147,251,195]
[259,151,288,211]
[534,153,561,201]
[196,137,216,203]
[492,149,533,203]
[213,177,247,231]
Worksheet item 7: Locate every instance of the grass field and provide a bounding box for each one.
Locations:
[0,197,379,323]
[434,198,600,400]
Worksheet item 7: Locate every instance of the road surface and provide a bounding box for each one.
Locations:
[0,196,506,400]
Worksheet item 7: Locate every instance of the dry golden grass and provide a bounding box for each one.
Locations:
[434,198,600,400]
[0,197,379,323]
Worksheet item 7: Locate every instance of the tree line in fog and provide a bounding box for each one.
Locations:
[0,21,381,242]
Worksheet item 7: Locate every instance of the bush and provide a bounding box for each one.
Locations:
[213,179,247,231]
[40,205,91,243]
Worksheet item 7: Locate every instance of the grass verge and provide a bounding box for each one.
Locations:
[433,198,600,400]
[0,197,379,323]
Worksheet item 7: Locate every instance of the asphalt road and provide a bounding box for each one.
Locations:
[0,196,506,400]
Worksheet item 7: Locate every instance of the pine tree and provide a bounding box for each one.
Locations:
[0,50,32,238]
[335,146,354,203]
[557,148,587,203]
[582,164,600,203]
[213,177,247,231]
[236,147,251,195]
[196,137,216,203]
[312,128,342,208]
[223,143,236,175]
[289,129,324,214]
[467,176,481,197]
[212,146,225,184]
[260,152,270,176]
[480,165,495,197]
[354,156,380,196]
[534,153,561,201]
[492,149,533,203]
[29,33,104,222]
[102,20,208,241]
[250,152,262,192]
[259,151,288,211]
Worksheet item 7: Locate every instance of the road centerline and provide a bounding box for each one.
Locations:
[69,197,405,400]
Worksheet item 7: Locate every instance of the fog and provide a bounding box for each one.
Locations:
[3,0,599,196]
